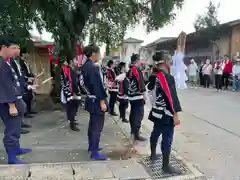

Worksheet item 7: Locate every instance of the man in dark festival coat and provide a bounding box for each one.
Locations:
[19,57,36,118]
[11,57,33,134]
[0,35,32,164]
[147,51,182,174]
[81,44,108,160]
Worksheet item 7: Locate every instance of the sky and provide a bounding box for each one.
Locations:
[31,0,240,47]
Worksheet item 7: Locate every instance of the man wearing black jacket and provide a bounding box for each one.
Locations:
[147,51,181,174]
[106,60,118,116]
[127,54,146,141]
[19,57,36,118]
[116,62,129,123]
[10,58,33,134]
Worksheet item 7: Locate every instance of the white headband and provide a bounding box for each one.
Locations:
[154,60,165,64]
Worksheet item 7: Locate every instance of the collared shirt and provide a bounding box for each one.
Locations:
[14,59,22,76]
[0,57,22,103]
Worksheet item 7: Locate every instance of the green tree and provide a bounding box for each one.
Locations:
[0,0,184,102]
[194,1,221,59]
[194,1,220,31]
[88,0,184,55]
[1,0,184,59]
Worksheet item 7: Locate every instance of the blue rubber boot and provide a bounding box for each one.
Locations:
[88,138,102,152]
[88,145,103,152]
[6,147,25,164]
[90,151,107,160]
[87,139,92,152]
[15,143,32,155]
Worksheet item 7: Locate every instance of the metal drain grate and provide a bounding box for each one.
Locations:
[140,154,190,179]
[188,176,211,180]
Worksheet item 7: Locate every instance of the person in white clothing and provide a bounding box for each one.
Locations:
[187,59,198,88]
[202,59,213,88]
[172,50,188,89]
[232,58,240,91]
[214,59,224,91]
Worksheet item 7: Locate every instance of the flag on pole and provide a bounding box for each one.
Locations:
[47,44,59,65]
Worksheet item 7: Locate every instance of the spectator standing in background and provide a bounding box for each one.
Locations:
[222,55,232,90]
[199,61,204,86]
[187,59,198,88]
[214,59,224,92]
[202,59,213,88]
[232,57,240,92]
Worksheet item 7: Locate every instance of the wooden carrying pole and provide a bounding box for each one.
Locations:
[177,31,187,53]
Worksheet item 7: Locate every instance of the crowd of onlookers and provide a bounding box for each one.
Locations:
[187,55,240,92]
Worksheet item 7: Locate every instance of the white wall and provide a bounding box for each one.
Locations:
[121,42,142,65]
[140,47,155,64]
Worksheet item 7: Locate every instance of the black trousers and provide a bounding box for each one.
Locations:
[203,74,210,88]
[23,90,33,114]
[0,99,25,148]
[150,115,174,153]
[118,99,128,119]
[199,72,204,86]
[88,113,105,151]
[65,100,80,123]
[129,99,144,135]
[215,74,222,90]
[109,91,117,113]
[222,72,230,89]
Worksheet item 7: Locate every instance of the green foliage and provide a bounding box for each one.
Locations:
[0,1,43,48]
[0,0,184,58]
[194,1,220,31]
[88,0,184,48]
[194,1,221,58]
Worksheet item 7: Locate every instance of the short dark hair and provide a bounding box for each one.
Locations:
[152,51,171,64]
[107,60,114,67]
[0,35,18,47]
[83,44,100,58]
[118,62,126,69]
[224,54,229,58]
[131,53,139,63]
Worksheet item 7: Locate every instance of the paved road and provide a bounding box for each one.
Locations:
[0,110,132,164]
[1,88,239,179]
[143,88,240,180]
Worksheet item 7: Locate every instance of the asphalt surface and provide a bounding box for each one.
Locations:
[0,88,239,179]
[0,110,131,164]
[142,87,240,180]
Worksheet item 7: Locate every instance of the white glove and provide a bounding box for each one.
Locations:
[27,85,32,90]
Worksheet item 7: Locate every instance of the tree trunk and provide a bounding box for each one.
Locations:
[50,66,61,103]
[50,0,94,104]
[105,42,110,56]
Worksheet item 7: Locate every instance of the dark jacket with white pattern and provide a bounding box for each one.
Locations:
[60,64,81,102]
[147,70,182,123]
[127,64,146,101]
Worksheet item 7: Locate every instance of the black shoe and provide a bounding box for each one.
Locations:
[122,118,129,123]
[70,123,80,132]
[74,120,79,125]
[162,152,181,175]
[150,143,158,161]
[24,114,34,118]
[21,123,32,128]
[20,129,30,134]
[29,111,37,115]
[110,112,118,116]
[134,132,147,141]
